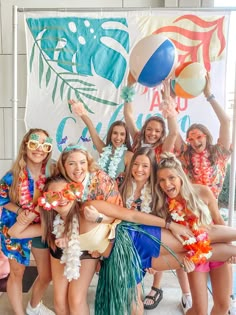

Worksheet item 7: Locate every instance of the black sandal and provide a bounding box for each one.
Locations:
[143,286,163,310]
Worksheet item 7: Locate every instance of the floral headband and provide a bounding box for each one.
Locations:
[63,144,87,152]
[38,182,84,210]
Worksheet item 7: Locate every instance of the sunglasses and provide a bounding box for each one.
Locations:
[186,133,206,143]
[38,182,84,210]
[27,139,53,153]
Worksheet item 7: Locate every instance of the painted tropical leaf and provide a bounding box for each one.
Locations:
[153,15,226,71]
[26,17,129,87]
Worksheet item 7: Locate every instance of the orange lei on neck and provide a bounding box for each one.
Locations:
[168,198,212,264]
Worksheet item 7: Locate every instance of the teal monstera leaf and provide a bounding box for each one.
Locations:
[27,17,130,110]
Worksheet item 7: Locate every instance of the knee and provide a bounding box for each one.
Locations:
[212,300,230,314]
[36,269,52,284]
[9,265,25,279]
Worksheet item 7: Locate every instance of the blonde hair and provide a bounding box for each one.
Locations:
[119,147,158,213]
[55,145,99,181]
[9,128,52,203]
[155,152,212,225]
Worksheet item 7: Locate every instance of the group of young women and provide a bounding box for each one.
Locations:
[0,72,234,315]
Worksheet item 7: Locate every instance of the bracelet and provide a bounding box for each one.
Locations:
[16,206,22,215]
[95,213,104,223]
[120,85,136,102]
[165,215,172,230]
[206,94,215,102]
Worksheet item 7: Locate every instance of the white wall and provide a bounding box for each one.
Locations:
[0,0,214,177]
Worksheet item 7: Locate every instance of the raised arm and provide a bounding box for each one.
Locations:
[69,99,105,154]
[160,79,179,153]
[122,72,139,140]
[203,72,231,150]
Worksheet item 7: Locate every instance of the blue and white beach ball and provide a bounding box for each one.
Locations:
[129,34,178,87]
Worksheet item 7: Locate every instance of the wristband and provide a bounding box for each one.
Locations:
[206,94,215,102]
[16,206,22,215]
[165,215,172,230]
[120,86,136,102]
[95,213,104,223]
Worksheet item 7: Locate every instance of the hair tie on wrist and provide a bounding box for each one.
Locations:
[16,206,22,215]
[120,86,136,102]
[206,94,215,102]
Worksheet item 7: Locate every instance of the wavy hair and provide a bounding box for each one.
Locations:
[132,116,166,152]
[119,147,158,213]
[9,128,52,203]
[155,152,211,225]
[55,144,99,181]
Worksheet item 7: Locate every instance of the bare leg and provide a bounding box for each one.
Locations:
[51,256,69,315]
[210,263,231,315]
[143,272,163,309]
[7,259,25,315]
[186,271,208,315]
[68,258,98,315]
[131,283,144,315]
[30,247,52,307]
[208,225,236,243]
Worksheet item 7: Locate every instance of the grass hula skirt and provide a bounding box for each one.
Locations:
[95,221,183,315]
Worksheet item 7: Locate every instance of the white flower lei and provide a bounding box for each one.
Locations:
[52,214,82,282]
[98,144,127,179]
[126,181,152,213]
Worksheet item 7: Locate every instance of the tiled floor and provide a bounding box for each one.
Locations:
[0,270,214,315]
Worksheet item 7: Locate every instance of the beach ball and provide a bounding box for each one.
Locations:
[129,34,178,87]
[171,62,206,99]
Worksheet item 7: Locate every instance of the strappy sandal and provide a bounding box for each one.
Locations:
[143,286,163,310]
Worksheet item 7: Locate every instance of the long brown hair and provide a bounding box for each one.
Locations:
[9,128,52,203]
[183,124,217,175]
[105,121,132,151]
[119,147,158,212]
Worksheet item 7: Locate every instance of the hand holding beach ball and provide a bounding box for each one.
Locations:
[171,62,206,99]
[129,34,178,87]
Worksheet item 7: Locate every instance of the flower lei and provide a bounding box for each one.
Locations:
[168,198,212,264]
[52,214,82,282]
[126,181,152,213]
[18,166,46,221]
[190,149,212,187]
[98,144,127,179]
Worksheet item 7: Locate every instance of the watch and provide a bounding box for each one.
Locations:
[95,213,104,223]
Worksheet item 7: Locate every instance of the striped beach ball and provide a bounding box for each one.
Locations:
[171,62,206,99]
[129,34,178,87]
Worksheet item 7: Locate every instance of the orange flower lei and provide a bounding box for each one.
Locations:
[168,198,212,264]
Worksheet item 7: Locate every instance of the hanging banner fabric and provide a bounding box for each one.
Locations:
[24,10,229,160]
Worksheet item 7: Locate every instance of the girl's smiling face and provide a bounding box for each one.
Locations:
[48,181,74,217]
[131,154,151,185]
[187,129,207,153]
[158,168,182,199]
[111,125,126,148]
[144,120,163,145]
[64,151,88,183]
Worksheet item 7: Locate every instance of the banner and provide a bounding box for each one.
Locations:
[24,10,229,160]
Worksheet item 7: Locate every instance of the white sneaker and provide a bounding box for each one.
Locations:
[229,296,236,315]
[26,301,55,315]
[181,293,192,314]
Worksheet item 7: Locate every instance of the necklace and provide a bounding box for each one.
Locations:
[52,214,82,281]
[18,165,46,212]
[190,149,212,186]
[126,181,152,213]
[168,198,212,264]
[98,144,127,179]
